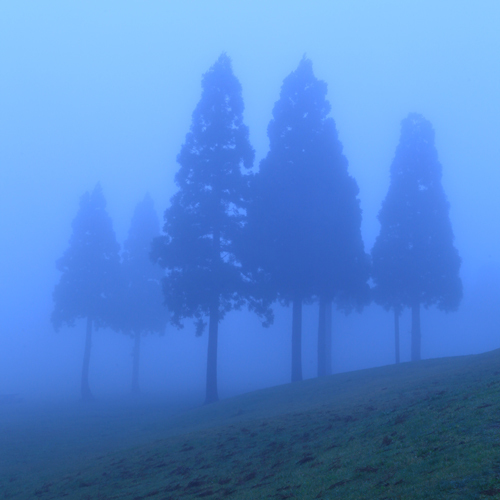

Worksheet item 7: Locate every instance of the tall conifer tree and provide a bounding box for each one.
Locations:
[52,184,121,400]
[371,113,462,361]
[247,58,369,382]
[152,54,254,404]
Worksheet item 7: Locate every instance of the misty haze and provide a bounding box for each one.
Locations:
[1,2,500,499]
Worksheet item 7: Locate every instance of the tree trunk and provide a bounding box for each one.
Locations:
[325,300,332,375]
[205,297,219,404]
[317,298,333,376]
[132,331,141,395]
[317,298,326,377]
[81,317,93,401]
[291,297,303,382]
[411,301,421,361]
[394,308,400,364]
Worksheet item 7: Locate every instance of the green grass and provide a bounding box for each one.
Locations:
[3,350,500,499]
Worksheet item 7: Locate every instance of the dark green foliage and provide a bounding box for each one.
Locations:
[246,57,369,380]
[152,54,254,403]
[52,184,121,331]
[122,194,167,336]
[371,113,462,359]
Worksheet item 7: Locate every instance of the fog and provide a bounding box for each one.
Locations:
[1,1,500,403]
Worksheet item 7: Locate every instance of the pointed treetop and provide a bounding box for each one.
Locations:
[213,52,232,70]
[400,113,435,146]
[89,182,106,207]
[197,52,243,121]
[298,53,312,72]
[124,193,159,258]
[199,52,234,94]
[268,57,331,149]
[390,113,443,195]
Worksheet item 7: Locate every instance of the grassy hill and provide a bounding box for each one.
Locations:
[3,349,500,499]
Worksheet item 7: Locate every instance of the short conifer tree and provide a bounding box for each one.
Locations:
[121,194,167,394]
[52,184,121,399]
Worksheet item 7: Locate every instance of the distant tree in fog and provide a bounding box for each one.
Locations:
[52,184,121,400]
[121,194,167,394]
[245,57,370,382]
[151,54,254,405]
[371,113,462,362]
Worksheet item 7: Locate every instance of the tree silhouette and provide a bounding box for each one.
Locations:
[247,57,369,382]
[121,194,167,394]
[152,54,254,404]
[371,113,462,361]
[52,184,121,400]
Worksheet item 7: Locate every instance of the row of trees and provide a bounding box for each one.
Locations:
[52,54,462,404]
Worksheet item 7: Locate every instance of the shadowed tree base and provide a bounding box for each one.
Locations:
[318,299,333,377]
[411,302,421,361]
[81,317,94,401]
[394,307,401,364]
[204,300,219,405]
[291,298,303,383]
[317,298,327,377]
[131,331,141,395]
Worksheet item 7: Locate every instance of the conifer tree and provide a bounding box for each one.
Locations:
[121,194,167,394]
[371,113,462,361]
[247,58,369,382]
[52,184,121,400]
[152,54,254,404]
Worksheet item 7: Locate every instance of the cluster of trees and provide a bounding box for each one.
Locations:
[52,54,462,403]
[52,189,167,400]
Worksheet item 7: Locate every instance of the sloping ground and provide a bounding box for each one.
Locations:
[5,349,500,499]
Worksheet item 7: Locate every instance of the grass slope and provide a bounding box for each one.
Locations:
[5,350,500,499]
